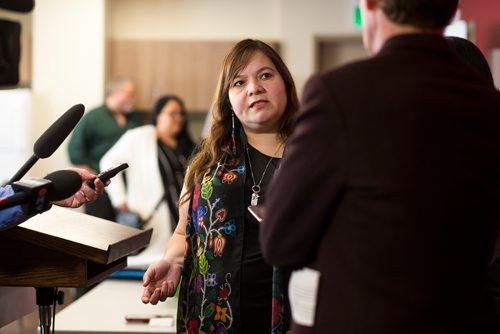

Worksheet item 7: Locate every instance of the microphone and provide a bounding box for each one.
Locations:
[0,170,81,231]
[44,169,82,201]
[0,170,82,211]
[6,104,85,184]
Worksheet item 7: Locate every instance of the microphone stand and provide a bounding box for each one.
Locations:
[4,103,85,186]
[36,287,64,334]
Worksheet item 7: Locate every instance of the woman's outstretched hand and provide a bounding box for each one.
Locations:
[142,259,183,305]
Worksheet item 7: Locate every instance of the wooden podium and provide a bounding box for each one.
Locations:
[0,206,152,332]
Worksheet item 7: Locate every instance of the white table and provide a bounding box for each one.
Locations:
[55,279,177,333]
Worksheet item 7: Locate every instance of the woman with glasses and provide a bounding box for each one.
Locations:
[100,95,196,259]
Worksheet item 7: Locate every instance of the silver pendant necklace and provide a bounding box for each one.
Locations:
[246,146,277,206]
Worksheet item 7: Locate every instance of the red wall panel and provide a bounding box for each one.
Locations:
[460,0,500,56]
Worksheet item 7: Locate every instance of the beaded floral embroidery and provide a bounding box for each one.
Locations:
[178,155,245,333]
[177,152,290,334]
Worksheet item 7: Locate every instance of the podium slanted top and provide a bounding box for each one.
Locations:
[1,206,152,264]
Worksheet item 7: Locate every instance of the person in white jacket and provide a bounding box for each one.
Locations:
[100,95,196,262]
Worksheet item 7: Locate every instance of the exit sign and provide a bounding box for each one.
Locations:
[354,5,362,26]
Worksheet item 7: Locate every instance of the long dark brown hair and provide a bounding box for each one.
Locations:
[151,95,196,156]
[181,39,299,204]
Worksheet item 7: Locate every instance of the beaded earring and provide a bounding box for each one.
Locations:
[231,111,237,155]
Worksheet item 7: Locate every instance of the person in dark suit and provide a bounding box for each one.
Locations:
[260,0,500,333]
[446,35,500,327]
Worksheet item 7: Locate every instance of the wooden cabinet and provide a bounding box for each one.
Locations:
[315,35,367,73]
[107,40,237,112]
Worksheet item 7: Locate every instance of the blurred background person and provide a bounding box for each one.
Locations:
[67,76,143,221]
[100,95,196,261]
[445,35,500,324]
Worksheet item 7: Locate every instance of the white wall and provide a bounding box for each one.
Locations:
[31,0,106,177]
[107,0,283,41]
[0,89,31,183]
[281,0,361,91]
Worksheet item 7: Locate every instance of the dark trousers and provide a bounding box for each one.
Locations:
[84,190,116,221]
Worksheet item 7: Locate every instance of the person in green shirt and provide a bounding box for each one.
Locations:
[68,76,143,221]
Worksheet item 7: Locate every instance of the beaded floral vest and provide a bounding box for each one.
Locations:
[177,150,290,334]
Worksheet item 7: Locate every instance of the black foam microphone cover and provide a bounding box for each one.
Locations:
[33,104,84,159]
[44,170,82,201]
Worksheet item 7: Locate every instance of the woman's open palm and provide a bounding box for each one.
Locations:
[141,259,182,305]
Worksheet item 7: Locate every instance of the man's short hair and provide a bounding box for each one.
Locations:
[381,0,459,30]
[105,76,133,96]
